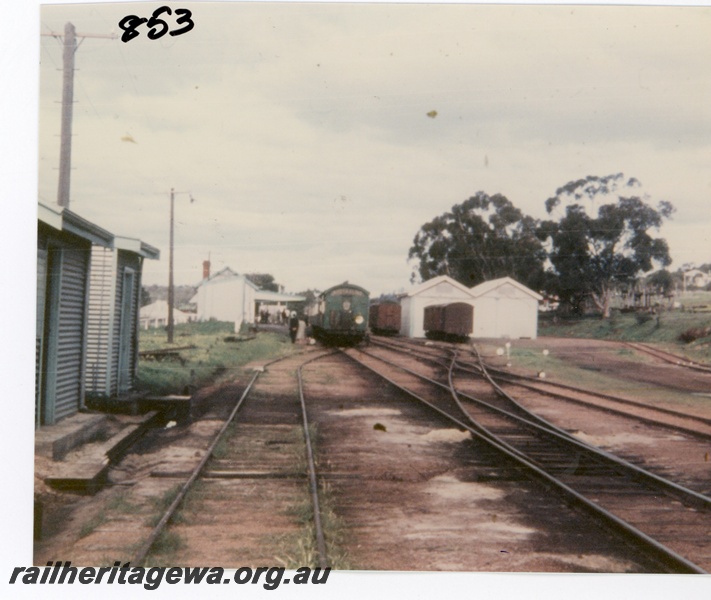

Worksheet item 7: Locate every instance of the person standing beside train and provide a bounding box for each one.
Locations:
[296,316,306,343]
[289,311,299,343]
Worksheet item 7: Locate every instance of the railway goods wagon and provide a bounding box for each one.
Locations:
[369,301,401,335]
[311,282,370,345]
[423,302,473,342]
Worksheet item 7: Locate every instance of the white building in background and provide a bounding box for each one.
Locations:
[399,275,477,339]
[398,274,542,340]
[255,289,306,323]
[193,267,258,332]
[139,300,193,330]
[470,277,542,339]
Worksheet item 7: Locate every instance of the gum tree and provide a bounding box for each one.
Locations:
[538,174,674,317]
[408,192,547,289]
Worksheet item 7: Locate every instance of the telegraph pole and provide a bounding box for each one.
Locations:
[57,22,76,208]
[42,23,116,208]
[168,189,175,343]
[167,190,195,343]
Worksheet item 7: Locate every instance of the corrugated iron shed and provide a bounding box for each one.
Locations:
[37,202,112,426]
[37,202,158,425]
[85,237,159,401]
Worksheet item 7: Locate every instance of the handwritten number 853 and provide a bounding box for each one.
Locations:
[119,7,194,43]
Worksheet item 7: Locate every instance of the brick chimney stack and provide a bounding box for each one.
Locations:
[202,260,211,280]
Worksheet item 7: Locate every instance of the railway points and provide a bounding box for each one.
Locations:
[33,328,711,573]
[359,337,711,572]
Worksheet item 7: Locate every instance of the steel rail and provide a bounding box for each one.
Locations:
[624,341,711,374]
[132,368,262,566]
[465,362,711,441]
[467,355,711,429]
[392,342,592,443]
[297,352,339,569]
[375,336,711,439]
[442,353,708,575]
[467,346,711,507]
[369,344,711,510]
[343,347,708,573]
[132,350,322,567]
[367,343,613,455]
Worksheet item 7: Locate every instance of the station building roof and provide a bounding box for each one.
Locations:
[255,290,306,303]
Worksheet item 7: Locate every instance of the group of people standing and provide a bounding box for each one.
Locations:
[258,308,292,325]
[288,312,309,344]
[255,306,308,344]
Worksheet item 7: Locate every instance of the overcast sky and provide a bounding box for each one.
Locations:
[4,2,711,596]
[32,2,711,296]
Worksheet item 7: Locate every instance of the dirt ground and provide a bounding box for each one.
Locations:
[495,336,711,400]
[470,336,711,499]
[33,336,710,572]
[300,352,655,572]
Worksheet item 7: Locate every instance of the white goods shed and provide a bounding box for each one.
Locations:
[194,267,258,332]
[470,277,542,339]
[399,275,477,339]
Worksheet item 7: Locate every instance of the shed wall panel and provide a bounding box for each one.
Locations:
[54,246,90,422]
[86,248,143,399]
[86,246,114,396]
[472,294,539,339]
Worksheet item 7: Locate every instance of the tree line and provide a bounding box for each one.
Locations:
[408,173,678,318]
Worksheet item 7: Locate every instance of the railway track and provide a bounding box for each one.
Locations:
[623,341,711,374]
[300,351,659,571]
[459,357,711,441]
[348,342,711,573]
[375,334,711,378]
[373,336,711,441]
[133,350,333,567]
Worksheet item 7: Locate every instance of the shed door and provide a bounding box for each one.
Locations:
[117,269,135,394]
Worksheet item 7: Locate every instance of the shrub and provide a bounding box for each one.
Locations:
[678,326,711,344]
[635,312,654,325]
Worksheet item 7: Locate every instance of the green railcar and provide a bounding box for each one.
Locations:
[311,282,370,345]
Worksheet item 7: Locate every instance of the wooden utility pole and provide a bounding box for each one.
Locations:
[42,23,116,208]
[57,22,76,208]
[168,188,175,343]
[167,190,195,343]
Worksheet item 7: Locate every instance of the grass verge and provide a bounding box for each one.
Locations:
[477,342,709,412]
[539,306,711,364]
[137,321,299,395]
